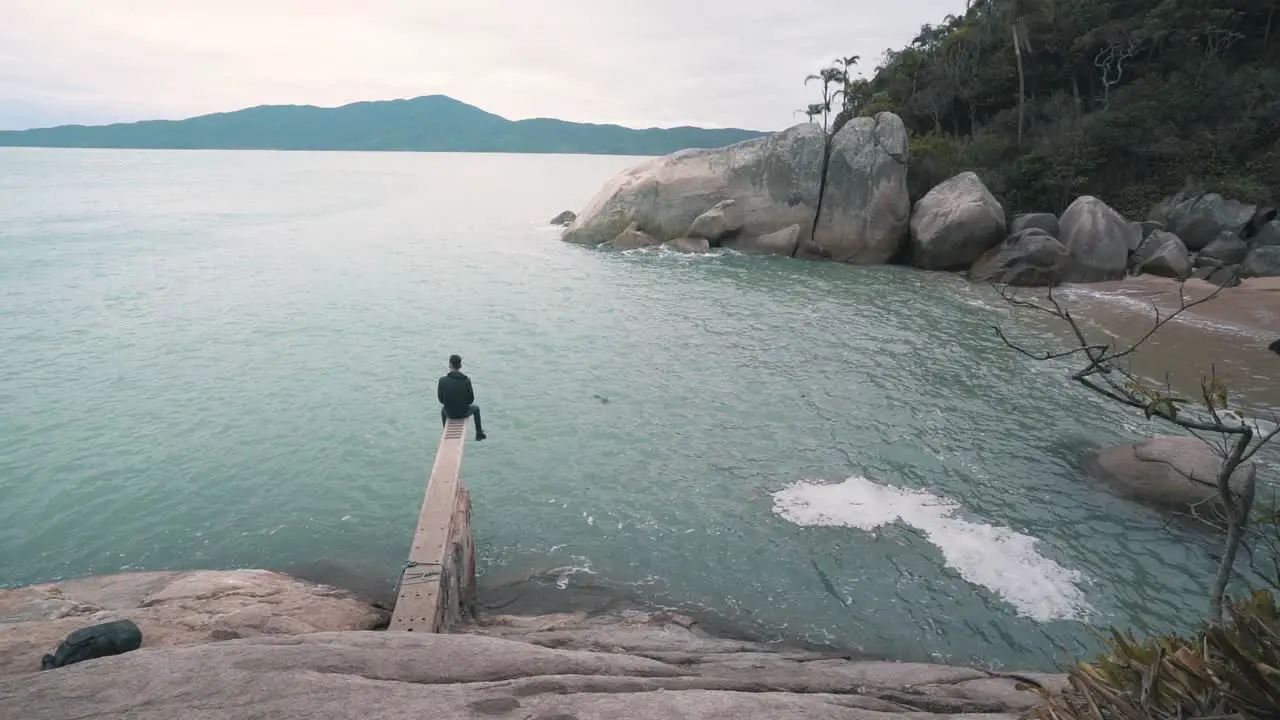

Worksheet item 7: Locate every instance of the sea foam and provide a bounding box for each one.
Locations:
[772,476,1092,622]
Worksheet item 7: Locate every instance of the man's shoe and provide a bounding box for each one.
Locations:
[476,432,487,441]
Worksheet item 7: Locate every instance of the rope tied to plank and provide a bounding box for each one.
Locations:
[394,560,444,598]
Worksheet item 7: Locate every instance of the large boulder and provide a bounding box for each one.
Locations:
[968,228,1068,286]
[1242,207,1278,244]
[1199,232,1249,266]
[1010,212,1059,238]
[1085,436,1256,514]
[1241,246,1280,277]
[605,222,661,250]
[2,611,1062,720]
[0,570,386,679]
[725,224,801,256]
[1133,230,1192,279]
[908,172,1007,270]
[804,112,911,263]
[1058,196,1135,283]
[563,124,825,248]
[687,199,744,243]
[1250,220,1280,248]
[1152,192,1256,251]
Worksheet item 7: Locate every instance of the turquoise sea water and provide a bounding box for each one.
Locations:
[0,147,1254,670]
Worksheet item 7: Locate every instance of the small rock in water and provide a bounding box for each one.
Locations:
[592,394,610,404]
[1269,338,1280,356]
[549,210,576,226]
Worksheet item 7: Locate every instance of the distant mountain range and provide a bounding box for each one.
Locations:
[0,95,768,155]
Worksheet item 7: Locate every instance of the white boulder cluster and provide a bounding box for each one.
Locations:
[554,115,1280,285]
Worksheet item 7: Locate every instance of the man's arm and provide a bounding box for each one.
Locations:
[463,378,475,406]
[437,378,445,405]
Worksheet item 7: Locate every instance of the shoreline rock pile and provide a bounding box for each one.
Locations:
[554,116,1280,287]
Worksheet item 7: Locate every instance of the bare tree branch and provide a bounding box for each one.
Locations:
[993,277,1279,623]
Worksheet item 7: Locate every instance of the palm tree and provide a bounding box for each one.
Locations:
[804,67,845,132]
[794,104,825,124]
[833,55,861,112]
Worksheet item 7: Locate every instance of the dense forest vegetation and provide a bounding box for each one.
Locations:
[832,0,1280,217]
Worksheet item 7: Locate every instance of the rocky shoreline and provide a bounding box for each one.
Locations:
[553,114,1280,290]
[0,569,1064,719]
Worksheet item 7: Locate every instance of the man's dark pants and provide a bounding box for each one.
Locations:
[442,405,484,436]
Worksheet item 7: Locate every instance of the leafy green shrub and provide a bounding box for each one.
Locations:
[1031,590,1280,720]
[907,131,969,202]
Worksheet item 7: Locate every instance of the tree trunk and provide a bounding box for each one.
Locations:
[1072,72,1082,118]
[1266,1,1276,49]
[1210,443,1257,624]
[1012,24,1026,151]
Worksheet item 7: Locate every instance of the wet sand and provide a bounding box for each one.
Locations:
[1000,276,1280,413]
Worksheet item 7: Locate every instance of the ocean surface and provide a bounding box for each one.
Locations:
[0,147,1273,671]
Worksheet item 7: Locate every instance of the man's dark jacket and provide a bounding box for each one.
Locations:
[438,371,475,419]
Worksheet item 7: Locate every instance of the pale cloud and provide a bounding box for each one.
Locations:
[0,0,964,131]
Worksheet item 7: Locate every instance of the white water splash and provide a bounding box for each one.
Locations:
[618,245,732,259]
[772,476,1092,622]
[548,556,597,590]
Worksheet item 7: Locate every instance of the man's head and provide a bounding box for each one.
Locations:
[449,354,462,370]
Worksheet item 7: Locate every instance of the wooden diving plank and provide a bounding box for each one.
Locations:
[389,416,469,632]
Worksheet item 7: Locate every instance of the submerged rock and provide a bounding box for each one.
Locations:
[805,112,912,264]
[968,228,1068,286]
[1085,436,1255,514]
[687,199,744,243]
[909,172,1007,271]
[665,237,711,254]
[1058,196,1134,283]
[725,224,801,256]
[605,222,661,250]
[3,609,1064,719]
[0,570,387,680]
[563,123,825,248]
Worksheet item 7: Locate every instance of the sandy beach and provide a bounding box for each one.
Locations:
[1005,276,1280,412]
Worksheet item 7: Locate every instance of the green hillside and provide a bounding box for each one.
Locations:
[0,95,767,156]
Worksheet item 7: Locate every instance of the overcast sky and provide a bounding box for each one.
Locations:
[0,0,964,132]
